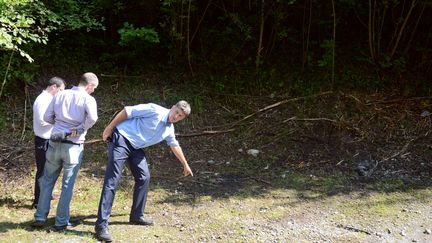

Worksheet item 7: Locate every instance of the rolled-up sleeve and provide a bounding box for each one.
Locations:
[84,96,98,130]
[165,127,179,147]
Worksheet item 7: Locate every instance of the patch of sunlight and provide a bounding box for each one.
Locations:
[410,188,432,203]
[268,188,297,198]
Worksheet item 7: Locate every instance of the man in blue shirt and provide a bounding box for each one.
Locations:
[95,101,193,242]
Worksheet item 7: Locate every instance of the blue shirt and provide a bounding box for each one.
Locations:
[117,103,179,149]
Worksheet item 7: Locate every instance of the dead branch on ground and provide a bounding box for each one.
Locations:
[283,116,337,123]
[229,91,333,128]
[177,128,235,137]
[365,96,432,106]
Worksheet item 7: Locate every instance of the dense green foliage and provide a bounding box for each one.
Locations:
[0,0,431,97]
[0,0,56,62]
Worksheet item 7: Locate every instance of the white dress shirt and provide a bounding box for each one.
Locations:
[33,90,54,139]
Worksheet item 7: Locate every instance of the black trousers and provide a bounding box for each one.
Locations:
[34,136,49,205]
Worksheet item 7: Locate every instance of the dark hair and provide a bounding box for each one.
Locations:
[47,77,65,88]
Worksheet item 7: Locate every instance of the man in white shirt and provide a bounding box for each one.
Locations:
[32,72,99,231]
[32,77,65,209]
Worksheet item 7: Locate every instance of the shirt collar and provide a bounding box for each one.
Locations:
[163,109,171,125]
[72,86,86,92]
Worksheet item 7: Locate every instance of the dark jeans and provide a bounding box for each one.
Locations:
[95,129,150,230]
[34,136,49,205]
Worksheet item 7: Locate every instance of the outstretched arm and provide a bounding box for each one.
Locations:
[170,146,193,177]
[102,108,128,141]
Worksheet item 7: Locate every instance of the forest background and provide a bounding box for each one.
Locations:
[1,0,431,100]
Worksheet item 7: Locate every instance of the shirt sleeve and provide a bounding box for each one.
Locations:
[165,126,180,147]
[125,104,153,118]
[83,96,98,130]
[43,98,55,125]
[34,98,53,126]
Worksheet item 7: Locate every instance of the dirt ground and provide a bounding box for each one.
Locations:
[1,87,432,242]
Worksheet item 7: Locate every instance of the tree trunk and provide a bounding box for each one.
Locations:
[331,0,336,89]
[302,0,312,72]
[390,0,417,59]
[256,0,265,71]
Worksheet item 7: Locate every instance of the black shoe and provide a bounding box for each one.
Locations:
[49,225,67,232]
[49,219,82,232]
[95,227,113,242]
[129,217,154,226]
[68,218,82,227]
[31,220,45,228]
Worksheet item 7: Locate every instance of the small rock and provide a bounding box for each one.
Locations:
[259,207,268,213]
[207,159,216,165]
[412,239,417,242]
[401,230,406,236]
[421,110,431,117]
[387,228,392,234]
[424,229,431,234]
[247,149,260,157]
[238,148,243,152]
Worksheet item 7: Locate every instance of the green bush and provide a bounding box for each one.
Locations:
[118,22,160,46]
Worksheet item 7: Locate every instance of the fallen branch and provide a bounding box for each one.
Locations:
[380,138,415,162]
[379,128,430,163]
[283,116,337,123]
[176,128,235,137]
[84,92,333,140]
[336,224,372,235]
[229,91,333,128]
[84,128,236,143]
[365,96,432,106]
[100,74,143,78]
[85,139,104,145]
